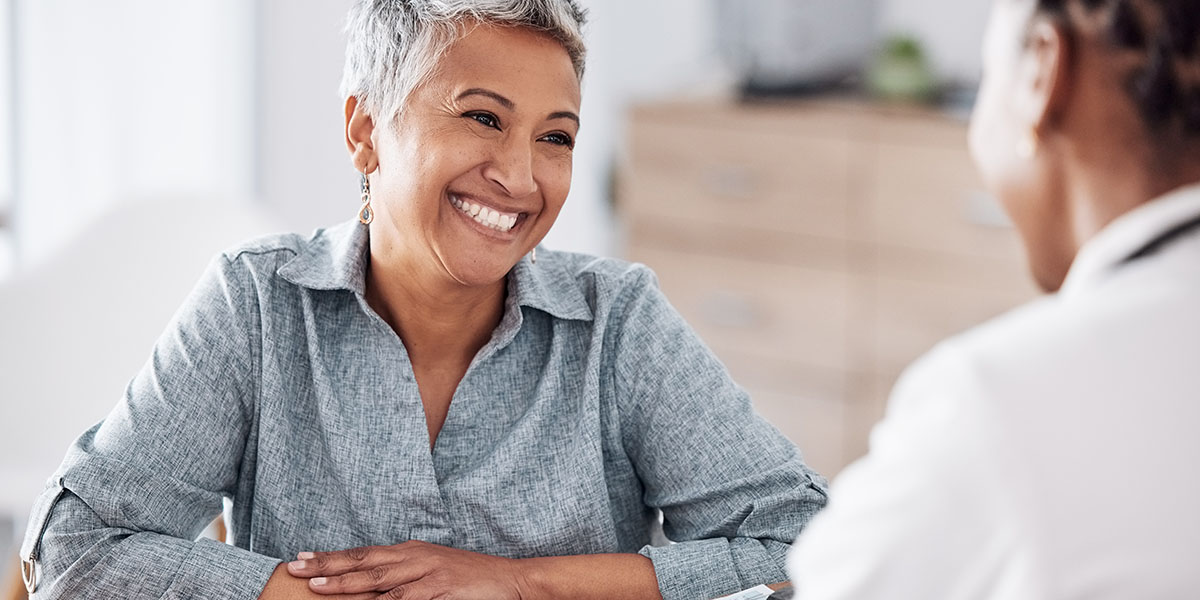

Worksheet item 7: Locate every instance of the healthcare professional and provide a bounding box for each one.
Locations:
[788,0,1200,597]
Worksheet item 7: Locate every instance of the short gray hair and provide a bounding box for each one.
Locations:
[340,0,588,123]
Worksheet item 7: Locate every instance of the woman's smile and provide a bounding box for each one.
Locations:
[448,193,528,239]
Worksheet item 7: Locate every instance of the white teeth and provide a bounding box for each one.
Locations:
[451,197,518,232]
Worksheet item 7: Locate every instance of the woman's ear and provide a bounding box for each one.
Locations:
[344,96,378,174]
[1018,17,1073,135]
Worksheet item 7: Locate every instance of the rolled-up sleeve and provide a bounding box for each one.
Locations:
[610,266,829,600]
[20,254,280,599]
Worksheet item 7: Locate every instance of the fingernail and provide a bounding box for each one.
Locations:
[288,560,307,570]
[312,577,328,587]
[298,552,316,560]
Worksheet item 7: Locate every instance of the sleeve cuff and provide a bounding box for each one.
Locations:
[161,538,280,599]
[639,539,742,600]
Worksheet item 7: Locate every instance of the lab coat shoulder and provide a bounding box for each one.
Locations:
[786,300,1056,600]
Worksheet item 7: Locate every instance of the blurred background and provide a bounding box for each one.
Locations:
[0,0,1038,594]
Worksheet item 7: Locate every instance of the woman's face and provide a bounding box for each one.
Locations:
[969,0,1072,291]
[365,24,581,287]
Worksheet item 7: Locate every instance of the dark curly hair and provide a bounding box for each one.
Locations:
[1034,0,1200,137]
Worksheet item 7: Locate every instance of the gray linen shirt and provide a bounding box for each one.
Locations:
[22,220,828,600]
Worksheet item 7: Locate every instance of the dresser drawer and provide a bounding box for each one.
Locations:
[629,246,851,372]
[870,243,1035,290]
[622,217,851,272]
[621,118,856,241]
[861,136,1023,260]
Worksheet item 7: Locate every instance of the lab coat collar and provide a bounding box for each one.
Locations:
[1061,182,1200,296]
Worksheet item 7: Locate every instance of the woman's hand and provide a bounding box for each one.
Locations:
[286,540,527,599]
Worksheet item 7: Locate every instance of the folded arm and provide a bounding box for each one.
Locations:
[22,255,283,599]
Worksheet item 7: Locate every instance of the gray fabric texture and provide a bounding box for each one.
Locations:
[22,220,828,600]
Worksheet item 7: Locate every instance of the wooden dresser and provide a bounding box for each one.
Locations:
[616,99,1039,477]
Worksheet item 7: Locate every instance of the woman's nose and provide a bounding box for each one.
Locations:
[484,139,538,199]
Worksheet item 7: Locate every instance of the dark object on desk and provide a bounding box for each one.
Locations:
[768,585,795,599]
[716,0,876,96]
[737,76,862,100]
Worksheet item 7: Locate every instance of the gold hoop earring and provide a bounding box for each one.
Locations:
[1017,128,1040,160]
[357,172,374,225]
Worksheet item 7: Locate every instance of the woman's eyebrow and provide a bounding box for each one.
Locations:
[457,88,514,110]
[548,111,580,126]
[458,87,579,126]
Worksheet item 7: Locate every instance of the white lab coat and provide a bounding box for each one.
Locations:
[788,183,1200,599]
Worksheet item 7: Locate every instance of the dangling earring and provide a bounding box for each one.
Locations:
[357,172,374,225]
[531,247,538,264]
[1017,127,1040,160]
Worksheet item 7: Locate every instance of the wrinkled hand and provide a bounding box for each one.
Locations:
[286,540,527,600]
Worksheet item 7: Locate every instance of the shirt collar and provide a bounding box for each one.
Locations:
[505,250,594,321]
[277,220,370,294]
[1061,181,1200,295]
[277,219,593,321]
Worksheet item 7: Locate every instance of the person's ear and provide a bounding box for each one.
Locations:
[344,96,378,174]
[1017,17,1073,136]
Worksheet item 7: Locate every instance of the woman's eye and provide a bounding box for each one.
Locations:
[541,132,574,148]
[466,112,499,129]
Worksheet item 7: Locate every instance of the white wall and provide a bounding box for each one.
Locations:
[12,0,256,269]
[0,198,280,518]
[559,0,726,257]
[0,0,257,529]
[0,0,14,279]
[0,2,10,205]
[257,0,359,234]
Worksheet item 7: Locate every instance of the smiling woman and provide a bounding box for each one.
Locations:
[18,2,827,600]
